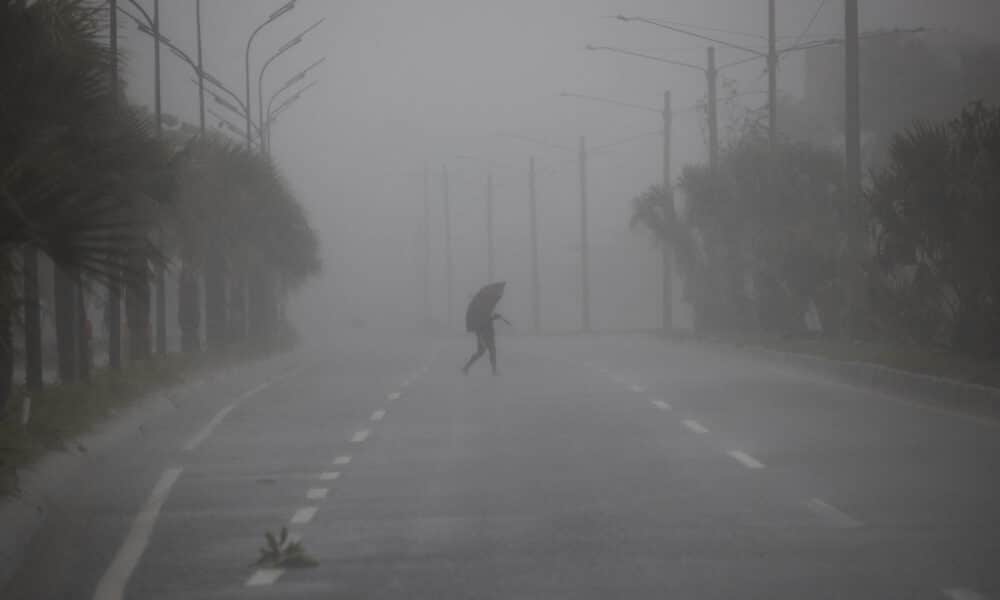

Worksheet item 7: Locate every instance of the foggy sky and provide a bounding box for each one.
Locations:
[119,1,1000,334]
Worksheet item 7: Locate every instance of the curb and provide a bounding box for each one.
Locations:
[694,337,1000,424]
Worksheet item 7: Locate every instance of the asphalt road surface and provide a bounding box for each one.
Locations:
[4,331,999,599]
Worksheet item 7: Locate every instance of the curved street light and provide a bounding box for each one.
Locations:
[245,0,296,147]
[264,80,318,150]
[133,16,251,128]
[266,57,326,120]
[257,18,325,141]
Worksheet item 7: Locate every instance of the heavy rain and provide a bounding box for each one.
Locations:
[2,1,1000,598]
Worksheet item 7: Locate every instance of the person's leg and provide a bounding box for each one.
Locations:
[462,333,486,373]
[486,332,497,374]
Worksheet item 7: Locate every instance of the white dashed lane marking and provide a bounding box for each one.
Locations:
[629,384,647,393]
[728,450,765,469]
[682,419,709,434]
[306,488,328,500]
[371,409,386,421]
[387,392,401,401]
[318,471,340,481]
[351,429,370,443]
[333,455,351,465]
[246,568,283,587]
[651,400,671,411]
[806,498,862,528]
[290,507,318,525]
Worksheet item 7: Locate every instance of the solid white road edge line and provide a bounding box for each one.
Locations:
[351,429,370,443]
[682,419,709,434]
[182,403,236,452]
[806,498,862,528]
[92,467,183,600]
[182,365,307,452]
[728,450,765,469]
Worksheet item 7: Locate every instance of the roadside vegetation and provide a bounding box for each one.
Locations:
[631,100,1000,384]
[0,1,320,494]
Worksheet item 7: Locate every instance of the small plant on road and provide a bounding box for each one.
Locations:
[254,527,318,569]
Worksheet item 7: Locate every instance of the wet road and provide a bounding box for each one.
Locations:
[4,332,999,599]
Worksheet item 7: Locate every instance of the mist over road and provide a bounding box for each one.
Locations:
[3,331,998,599]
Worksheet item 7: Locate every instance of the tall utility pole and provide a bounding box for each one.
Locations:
[108,0,122,370]
[844,0,863,331]
[845,0,861,207]
[196,0,205,134]
[661,91,673,333]
[153,0,161,137]
[153,0,167,355]
[529,156,540,334]
[442,165,454,328]
[578,135,590,333]
[422,168,431,324]
[707,47,719,173]
[486,170,495,282]
[768,0,778,152]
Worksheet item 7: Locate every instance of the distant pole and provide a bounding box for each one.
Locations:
[153,0,162,137]
[196,0,205,135]
[579,135,591,333]
[108,0,122,370]
[529,156,540,334]
[845,0,861,207]
[661,90,673,333]
[707,46,719,173]
[442,165,454,328]
[153,0,167,354]
[768,0,778,152]
[486,170,495,282]
[844,0,863,333]
[422,168,431,324]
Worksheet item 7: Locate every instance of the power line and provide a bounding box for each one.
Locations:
[790,0,829,51]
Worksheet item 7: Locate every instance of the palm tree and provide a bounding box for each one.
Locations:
[1,0,171,408]
[168,136,320,350]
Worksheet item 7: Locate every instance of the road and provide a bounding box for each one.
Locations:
[3,331,999,599]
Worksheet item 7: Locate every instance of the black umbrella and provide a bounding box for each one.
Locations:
[465,281,506,332]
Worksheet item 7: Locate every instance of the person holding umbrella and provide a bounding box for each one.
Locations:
[462,281,511,375]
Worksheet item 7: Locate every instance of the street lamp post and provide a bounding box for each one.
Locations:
[661,91,673,332]
[264,80,317,149]
[123,0,162,358]
[528,156,540,334]
[585,44,719,173]
[578,135,590,333]
[558,89,676,331]
[245,0,295,148]
[263,57,324,149]
[496,133,589,333]
[256,18,324,154]
[196,0,205,134]
[442,165,454,328]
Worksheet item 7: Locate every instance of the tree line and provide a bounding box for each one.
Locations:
[632,100,1000,359]
[0,0,321,410]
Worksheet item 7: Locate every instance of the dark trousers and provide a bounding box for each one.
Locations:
[462,328,496,373]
